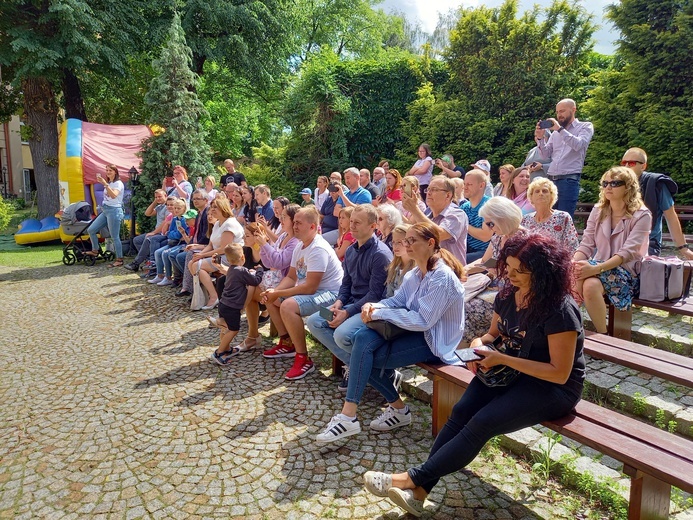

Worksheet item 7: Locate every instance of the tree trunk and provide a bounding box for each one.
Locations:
[22,77,60,219]
[62,68,88,121]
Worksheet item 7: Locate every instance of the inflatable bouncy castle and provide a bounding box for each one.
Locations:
[15,119,153,245]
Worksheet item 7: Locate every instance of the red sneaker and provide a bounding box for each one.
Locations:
[285,354,315,380]
[262,337,295,359]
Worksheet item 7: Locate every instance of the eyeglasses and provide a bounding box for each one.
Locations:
[601,180,626,188]
[484,221,495,229]
[424,187,448,194]
[403,237,421,245]
[620,160,643,167]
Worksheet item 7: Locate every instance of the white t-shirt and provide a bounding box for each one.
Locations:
[290,234,343,292]
[103,180,125,207]
[209,217,244,249]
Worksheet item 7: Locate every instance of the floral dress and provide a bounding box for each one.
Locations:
[521,210,579,253]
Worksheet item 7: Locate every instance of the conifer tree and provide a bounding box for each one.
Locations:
[135,14,213,229]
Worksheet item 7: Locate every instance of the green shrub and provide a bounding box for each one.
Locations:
[241,162,299,205]
[0,196,13,231]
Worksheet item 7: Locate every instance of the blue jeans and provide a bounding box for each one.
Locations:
[162,245,183,278]
[465,249,485,264]
[87,205,124,258]
[306,312,365,364]
[154,243,179,276]
[552,175,580,218]
[346,327,440,405]
[408,375,580,493]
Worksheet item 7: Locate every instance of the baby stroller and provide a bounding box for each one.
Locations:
[61,201,114,266]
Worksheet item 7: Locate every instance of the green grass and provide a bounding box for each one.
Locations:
[0,244,64,268]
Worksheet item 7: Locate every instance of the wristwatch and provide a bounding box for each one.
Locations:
[557,126,564,133]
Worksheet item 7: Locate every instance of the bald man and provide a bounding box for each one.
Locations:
[621,147,693,260]
[534,98,594,217]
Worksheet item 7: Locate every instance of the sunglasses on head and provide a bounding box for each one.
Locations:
[601,180,626,188]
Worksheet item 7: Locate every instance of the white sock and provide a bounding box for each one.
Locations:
[392,405,409,414]
[337,413,356,422]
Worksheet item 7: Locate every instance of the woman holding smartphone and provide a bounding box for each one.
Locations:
[86,164,125,267]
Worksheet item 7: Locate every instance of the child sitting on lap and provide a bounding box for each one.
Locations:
[208,243,264,365]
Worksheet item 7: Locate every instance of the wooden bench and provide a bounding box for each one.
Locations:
[418,360,693,520]
[584,331,693,388]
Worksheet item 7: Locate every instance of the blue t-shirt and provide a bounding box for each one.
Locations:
[167,215,190,241]
[460,195,491,253]
[336,186,372,206]
[650,184,675,244]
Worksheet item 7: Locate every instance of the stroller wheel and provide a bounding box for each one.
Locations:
[105,251,116,261]
[62,252,77,266]
[83,254,96,266]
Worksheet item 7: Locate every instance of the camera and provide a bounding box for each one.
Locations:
[538,119,554,129]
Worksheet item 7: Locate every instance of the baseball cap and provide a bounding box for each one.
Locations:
[470,159,491,173]
[183,209,198,219]
[300,188,312,196]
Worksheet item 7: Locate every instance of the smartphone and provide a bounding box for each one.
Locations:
[465,265,488,275]
[328,183,340,193]
[539,119,554,129]
[482,258,498,269]
[176,220,183,230]
[212,253,222,264]
[403,182,413,197]
[165,176,174,187]
[455,348,483,363]
[319,306,335,322]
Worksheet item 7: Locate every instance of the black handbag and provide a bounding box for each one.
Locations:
[475,335,532,388]
[366,319,408,340]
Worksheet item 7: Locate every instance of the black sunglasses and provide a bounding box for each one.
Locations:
[601,180,626,188]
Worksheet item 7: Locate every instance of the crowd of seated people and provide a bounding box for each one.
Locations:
[112,102,693,513]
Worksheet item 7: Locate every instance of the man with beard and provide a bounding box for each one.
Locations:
[534,98,594,217]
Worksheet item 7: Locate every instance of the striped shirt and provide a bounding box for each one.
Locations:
[460,195,490,253]
[371,260,465,365]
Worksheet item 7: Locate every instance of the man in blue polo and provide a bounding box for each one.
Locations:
[460,170,493,263]
[322,167,372,245]
[534,98,594,217]
[306,204,392,391]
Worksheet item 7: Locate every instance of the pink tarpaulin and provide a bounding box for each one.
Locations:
[81,122,153,184]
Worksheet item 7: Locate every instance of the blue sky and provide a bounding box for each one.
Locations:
[380,0,617,55]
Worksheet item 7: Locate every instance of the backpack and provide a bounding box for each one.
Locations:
[638,256,691,302]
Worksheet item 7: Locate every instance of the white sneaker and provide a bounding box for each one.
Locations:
[370,406,412,432]
[148,275,164,284]
[157,276,173,286]
[387,488,426,518]
[316,415,361,444]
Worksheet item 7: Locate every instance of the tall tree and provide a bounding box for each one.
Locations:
[584,0,693,203]
[0,0,150,218]
[134,14,213,229]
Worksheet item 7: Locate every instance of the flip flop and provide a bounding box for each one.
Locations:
[108,260,124,268]
[85,250,99,257]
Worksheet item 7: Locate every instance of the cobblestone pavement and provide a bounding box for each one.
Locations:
[0,264,605,519]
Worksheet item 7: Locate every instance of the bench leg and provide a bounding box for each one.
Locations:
[623,465,670,520]
[608,305,632,341]
[331,354,344,378]
[431,375,466,437]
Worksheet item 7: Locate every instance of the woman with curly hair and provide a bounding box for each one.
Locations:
[573,166,651,333]
[362,231,585,517]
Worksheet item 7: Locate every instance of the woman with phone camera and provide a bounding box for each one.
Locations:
[363,232,584,517]
[315,222,466,445]
[573,166,651,333]
[86,164,125,267]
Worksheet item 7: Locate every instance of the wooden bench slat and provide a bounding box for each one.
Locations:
[584,336,693,388]
[585,331,693,369]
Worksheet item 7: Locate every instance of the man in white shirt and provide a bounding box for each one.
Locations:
[261,206,344,380]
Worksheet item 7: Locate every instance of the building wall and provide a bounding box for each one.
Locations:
[0,115,32,198]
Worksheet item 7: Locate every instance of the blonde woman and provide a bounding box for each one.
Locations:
[522,178,579,253]
[573,166,651,333]
[492,163,514,197]
[384,224,414,297]
[189,197,244,309]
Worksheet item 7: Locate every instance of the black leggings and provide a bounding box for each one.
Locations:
[408,375,580,493]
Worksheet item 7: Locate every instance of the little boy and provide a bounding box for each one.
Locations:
[209,243,264,365]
